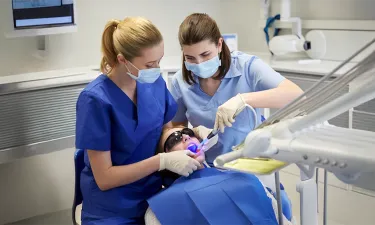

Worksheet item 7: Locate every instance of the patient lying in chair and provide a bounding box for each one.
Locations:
[145,127,294,225]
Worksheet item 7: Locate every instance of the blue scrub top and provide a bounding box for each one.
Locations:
[75,74,177,224]
[170,51,285,163]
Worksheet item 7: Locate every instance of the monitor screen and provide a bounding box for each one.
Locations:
[12,0,75,29]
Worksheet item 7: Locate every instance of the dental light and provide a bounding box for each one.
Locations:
[215,38,375,225]
[265,0,326,59]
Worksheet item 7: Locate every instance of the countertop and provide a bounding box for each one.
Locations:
[0,52,357,85]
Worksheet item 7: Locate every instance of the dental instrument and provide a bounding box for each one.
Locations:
[214,38,375,225]
[187,143,212,168]
[200,103,258,149]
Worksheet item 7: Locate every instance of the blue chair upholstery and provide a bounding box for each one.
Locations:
[72,149,85,225]
[266,183,293,221]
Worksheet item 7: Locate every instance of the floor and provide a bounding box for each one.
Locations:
[7,210,345,225]
[8,205,82,225]
[8,210,72,225]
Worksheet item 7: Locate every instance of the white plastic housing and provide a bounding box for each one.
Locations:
[269,35,307,56]
[297,178,318,225]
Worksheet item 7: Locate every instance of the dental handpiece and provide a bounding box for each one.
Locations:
[205,104,247,141]
[187,143,211,168]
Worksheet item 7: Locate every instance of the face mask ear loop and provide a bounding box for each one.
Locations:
[124,59,140,77]
[124,63,132,74]
[218,47,222,68]
[128,61,140,71]
[218,44,222,59]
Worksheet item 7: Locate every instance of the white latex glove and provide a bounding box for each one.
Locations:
[192,125,212,139]
[159,150,201,177]
[214,94,246,133]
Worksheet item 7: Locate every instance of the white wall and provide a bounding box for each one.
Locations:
[0,1,221,224]
[219,0,375,53]
[219,0,268,54]
[0,0,222,76]
[0,148,76,225]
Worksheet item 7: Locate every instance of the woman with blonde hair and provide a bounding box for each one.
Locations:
[75,17,201,224]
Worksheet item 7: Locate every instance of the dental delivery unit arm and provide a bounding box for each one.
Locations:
[214,38,375,225]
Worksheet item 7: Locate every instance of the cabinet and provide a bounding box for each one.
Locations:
[353,99,375,132]
[0,83,85,164]
[0,84,84,150]
[352,111,375,132]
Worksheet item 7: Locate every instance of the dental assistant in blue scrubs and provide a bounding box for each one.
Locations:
[171,13,303,164]
[75,17,201,225]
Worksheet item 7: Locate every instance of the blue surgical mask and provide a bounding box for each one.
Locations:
[125,62,161,83]
[184,55,221,79]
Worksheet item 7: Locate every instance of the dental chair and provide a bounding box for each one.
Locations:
[72,149,84,225]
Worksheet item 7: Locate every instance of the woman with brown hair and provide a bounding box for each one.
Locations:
[171,13,303,164]
[75,17,201,224]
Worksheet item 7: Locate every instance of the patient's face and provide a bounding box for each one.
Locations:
[163,128,201,152]
[162,127,205,167]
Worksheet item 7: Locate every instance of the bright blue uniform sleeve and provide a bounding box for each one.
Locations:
[164,87,178,124]
[170,76,188,123]
[75,91,111,151]
[249,58,286,92]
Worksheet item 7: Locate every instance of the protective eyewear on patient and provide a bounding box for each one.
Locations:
[164,128,195,152]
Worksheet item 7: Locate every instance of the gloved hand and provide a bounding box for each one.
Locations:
[159,150,201,177]
[192,125,212,139]
[214,94,246,133]
[192,150,205,169]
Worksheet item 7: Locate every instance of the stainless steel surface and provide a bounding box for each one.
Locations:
[355,99,375,112]
[352,111,375,132]
[0,72,95,164]
[0,136,74,164]
[323,170,328,225]
[315,168,319,213]
[0,84,84,151]
[0,72,96,95]
[275,172,284,225]
[328,112,349,128]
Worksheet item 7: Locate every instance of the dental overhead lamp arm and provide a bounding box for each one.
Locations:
[214,38,375,225]
[266,0,307,56]
[280,0,301,37]
[215,40,375,185]
[266,0,326,59]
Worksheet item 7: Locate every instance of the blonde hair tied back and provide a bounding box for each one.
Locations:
[100,17,163,74]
